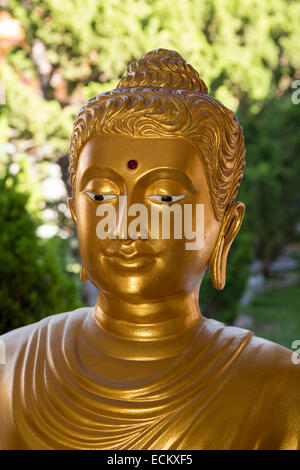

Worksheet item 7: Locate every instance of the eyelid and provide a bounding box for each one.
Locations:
[147,194,186,203]
[86,191,118,201]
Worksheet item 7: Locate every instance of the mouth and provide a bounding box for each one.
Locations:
[105,253,155,270]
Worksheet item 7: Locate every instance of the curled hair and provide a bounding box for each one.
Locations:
[70,49,245,220]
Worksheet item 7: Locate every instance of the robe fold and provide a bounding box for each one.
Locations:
[0,307,299,450]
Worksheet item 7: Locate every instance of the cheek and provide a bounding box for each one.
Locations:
[75,196,102,259]
[149,221,219,288]
[156,210,220,261]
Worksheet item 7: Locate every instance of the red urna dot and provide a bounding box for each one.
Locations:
[127,159,138,169]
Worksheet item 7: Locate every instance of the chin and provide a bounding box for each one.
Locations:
[93,273,195,301]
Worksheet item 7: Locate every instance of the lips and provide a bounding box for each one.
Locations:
[103,241,156,270]
[105,252,155,270]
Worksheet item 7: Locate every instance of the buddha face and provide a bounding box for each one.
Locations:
[70,134,223,299]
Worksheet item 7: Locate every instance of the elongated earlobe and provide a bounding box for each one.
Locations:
[209,202,245,290]
[80,264,89,281]
[209,236,225,290]
[67,197,77,225]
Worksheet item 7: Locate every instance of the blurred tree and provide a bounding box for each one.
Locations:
[0,0,299,327]
[239,97,300,271]
[5,0,300,110]
[0,166,82,334]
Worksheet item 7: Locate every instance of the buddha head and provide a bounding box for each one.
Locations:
[68,49,245,301]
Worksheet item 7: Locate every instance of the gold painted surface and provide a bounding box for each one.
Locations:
[1,49,300,450]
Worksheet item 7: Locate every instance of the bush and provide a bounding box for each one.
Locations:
[239,97,300,270]
[0,173,82,334]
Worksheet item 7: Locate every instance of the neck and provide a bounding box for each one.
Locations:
[93,287,202,342]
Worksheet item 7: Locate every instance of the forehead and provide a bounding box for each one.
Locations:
[77,135,207,186]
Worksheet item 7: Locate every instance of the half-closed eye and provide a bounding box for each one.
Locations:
[147,194,186,203]
[86,192,118,201]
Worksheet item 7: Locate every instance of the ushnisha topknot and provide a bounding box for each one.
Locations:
[117,48,208,93]
[70,49,245,221]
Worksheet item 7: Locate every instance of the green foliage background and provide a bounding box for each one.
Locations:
[0,0,299,333]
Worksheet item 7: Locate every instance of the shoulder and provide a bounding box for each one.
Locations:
[0,307,90,357]
[0,308,91,381]
[214,321,300,389]
[207,319,300,403]
[185,319,300,449]
[218,322,300,448]
[0,307,90,449]
[204,317,297,372]
[196,317,300,401]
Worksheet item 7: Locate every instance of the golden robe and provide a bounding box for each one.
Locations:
[0,307,300,449]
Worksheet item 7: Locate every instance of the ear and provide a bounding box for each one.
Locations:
[80,264,89,281]
[67,197,77,225]
[209,202,245,290]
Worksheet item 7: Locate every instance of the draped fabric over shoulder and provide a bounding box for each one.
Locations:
[0,308,299,450]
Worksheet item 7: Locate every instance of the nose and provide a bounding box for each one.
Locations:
[114,185,149,241]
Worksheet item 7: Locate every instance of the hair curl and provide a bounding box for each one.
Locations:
[70,48,245,220]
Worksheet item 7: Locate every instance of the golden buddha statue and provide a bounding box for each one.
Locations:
[1,49,300,450]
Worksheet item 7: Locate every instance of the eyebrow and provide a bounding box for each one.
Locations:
[79,167,124,191]
[138,168,197,193]
[79,165,197,194]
